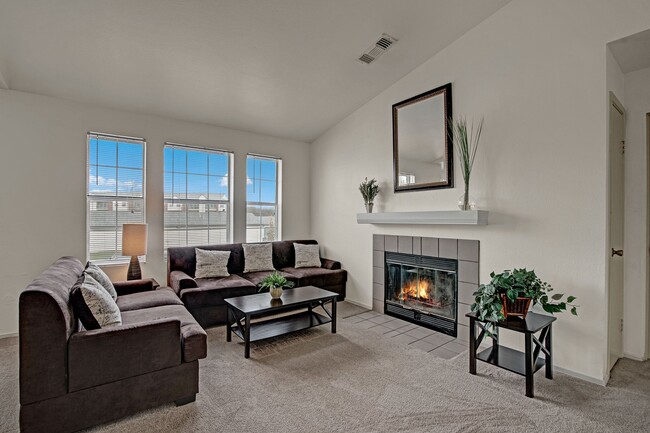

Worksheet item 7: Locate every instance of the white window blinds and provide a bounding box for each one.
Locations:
[87,132,145,263]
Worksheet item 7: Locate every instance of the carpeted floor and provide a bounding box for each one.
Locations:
[1,303,648,432]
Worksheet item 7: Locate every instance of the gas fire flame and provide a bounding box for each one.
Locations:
[399,279,444,307]
[399,279,431,301]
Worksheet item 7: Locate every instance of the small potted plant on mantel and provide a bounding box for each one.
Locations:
[471,268,578,333]
[359,177,380,213]
[258,272,294,300]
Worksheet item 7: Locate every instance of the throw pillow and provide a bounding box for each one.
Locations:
[71,274,122,330]
[243,243,275,273]
[84,262,118,300]
[294,243,321,268]
[195,248,231,278]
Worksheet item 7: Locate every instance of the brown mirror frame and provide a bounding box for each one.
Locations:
[392,82,453,192]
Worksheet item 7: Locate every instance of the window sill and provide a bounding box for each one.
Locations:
[90,257,147,267]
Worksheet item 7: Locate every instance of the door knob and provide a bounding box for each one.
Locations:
[612,248,623,257]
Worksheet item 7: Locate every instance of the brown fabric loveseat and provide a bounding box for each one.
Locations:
[19,257,207,433]
[167,240,347,327]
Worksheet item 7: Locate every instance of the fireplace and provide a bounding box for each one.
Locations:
[385,251,458,336]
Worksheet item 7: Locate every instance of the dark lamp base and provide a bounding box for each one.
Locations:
[127,256,142,281]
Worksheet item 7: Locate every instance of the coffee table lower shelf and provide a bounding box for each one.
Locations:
[230,311,331,342]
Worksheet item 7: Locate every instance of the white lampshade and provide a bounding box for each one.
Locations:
[122,223,148,256]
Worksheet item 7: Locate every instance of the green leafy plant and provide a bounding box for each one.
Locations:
[471,268,578,333]
[257,271,294,293]
[450,117,483,210]
[358,177,380,205]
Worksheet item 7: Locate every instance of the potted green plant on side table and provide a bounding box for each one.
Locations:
[258,272,294,300]
[471,268,578,333]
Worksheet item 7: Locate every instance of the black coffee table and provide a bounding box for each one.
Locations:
[225,286,338,358]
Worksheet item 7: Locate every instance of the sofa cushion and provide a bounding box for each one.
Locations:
[280,267,347,288]
[294,243,321,268]
[243,243,275,273]
[240,270,298,287]
[117,287,183,312]
[121,305,207,362]
[181,275,257,308]
[70,274,122,330]
[84,262,118,300]
[271,240,318,269]
[195,248,231,278]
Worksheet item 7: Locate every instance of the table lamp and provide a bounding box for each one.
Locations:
[122,223,147,280]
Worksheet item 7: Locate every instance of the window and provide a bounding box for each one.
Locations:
[164,143,232,251]
[87,133,145,262]
[246,154,281,242]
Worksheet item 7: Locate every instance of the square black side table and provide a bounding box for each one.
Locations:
[466,311,556,398]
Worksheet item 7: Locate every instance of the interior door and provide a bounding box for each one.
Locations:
[608,96,625,371]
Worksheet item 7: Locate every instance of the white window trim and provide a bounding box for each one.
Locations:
[246,153,282,242]
[163,142,234,253]
[86,132,146,265]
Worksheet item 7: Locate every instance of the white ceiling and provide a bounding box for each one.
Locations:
[609,28,650,74]
[0,0,510,142]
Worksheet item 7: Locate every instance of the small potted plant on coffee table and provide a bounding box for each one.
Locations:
[258,272,294,300]
[471,268,578,333]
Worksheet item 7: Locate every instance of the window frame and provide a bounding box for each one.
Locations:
[245,153,282,243]
[163,142,234,253]
[86,132,146,265]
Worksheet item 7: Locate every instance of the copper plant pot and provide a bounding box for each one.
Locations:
[500,295,531,319]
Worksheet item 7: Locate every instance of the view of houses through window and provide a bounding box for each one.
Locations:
[87,133,145,262]
[164,143,233,252]
[87,135,282,259]
[246,155,281,242]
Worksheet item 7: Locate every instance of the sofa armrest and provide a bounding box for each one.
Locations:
[169,270,198,295]
[320,258,341,270]
[113,278,155,296]
[68,319,181,392]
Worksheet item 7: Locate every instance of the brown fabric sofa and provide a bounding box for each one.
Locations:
[19,257,207,433]
[167,240,347,327]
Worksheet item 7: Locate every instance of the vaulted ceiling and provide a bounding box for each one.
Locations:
[0,0,510,142]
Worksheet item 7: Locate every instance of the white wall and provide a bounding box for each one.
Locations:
[310,0,650,382]
[0,89,311,336]
[623,66,650,360]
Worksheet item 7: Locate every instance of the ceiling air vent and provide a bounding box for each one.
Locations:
[358,33,398,64]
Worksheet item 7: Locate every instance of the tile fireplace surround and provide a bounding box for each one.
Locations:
[372,235,479,342]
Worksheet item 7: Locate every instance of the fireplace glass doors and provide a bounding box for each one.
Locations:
[385,252,457,335]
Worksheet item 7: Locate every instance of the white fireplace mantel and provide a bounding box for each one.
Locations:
[356,210,488,225]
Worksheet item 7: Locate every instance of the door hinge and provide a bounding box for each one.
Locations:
[621,140,625,155]
[620,318,624,333]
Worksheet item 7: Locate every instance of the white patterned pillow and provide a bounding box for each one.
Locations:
[84,262,118,300]
[294,243,321,268]
[243,243,275,273]
[195,248,231,278]
[71,274,122,330]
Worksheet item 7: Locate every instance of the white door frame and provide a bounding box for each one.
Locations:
[606,91,626,378]
[646,113,650,360]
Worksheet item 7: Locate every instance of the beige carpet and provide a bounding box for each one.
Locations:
[1,304,648,433]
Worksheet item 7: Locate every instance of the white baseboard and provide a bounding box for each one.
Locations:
[623,352,647,362]
[0,332,18,340]
[344,298,372,310]
[554,365,607,386]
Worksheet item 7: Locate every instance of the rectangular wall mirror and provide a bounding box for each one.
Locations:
[392,83,453,192]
